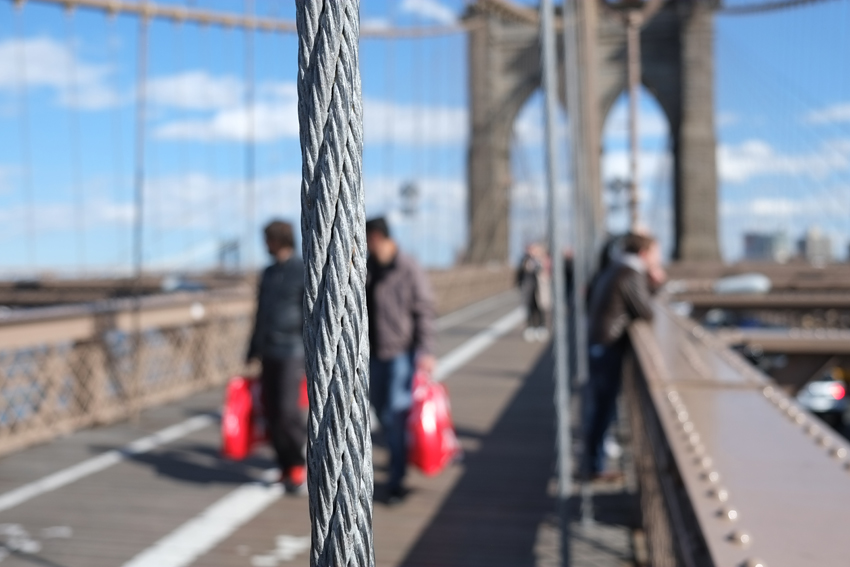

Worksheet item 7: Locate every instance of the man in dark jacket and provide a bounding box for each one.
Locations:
[365,217,436,504]
[582,232,666,480]
[247,220,306,492]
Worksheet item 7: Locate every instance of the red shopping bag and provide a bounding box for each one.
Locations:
[222,376,257,460]
[407,371,460,476]
[222,374,309,460]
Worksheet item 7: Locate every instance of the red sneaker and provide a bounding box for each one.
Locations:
[285,465,307,493]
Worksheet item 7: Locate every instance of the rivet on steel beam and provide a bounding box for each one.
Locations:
[695,456,713,469]
[688,432,701,446]
[805,423,819,436]
[709,487,729,502]
[762,386,774,398]
[777,399,790,411]
[667,391,680,403]
[717,506,738,521]
[786,406,799,418]
[692,443,706,456]
[683,421,695,434]
[703,470,721,484]
[831,447,847,460]
[678,411,690,423]
[741,559,766,567]
[794,413,806,425]
[728,530,752,547]
[817,435,832,448]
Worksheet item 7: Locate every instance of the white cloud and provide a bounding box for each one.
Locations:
[716,111,739,128]
[156,99,300,142]
[720,195,850,219]
[147,72,244,111]
[364,100,466,145]
[153,77,467,146]
[0,37,119,110]
[718,139,850,183]
[805,102,850,124]
[602,149,672,185]
[400,0,456,24]
[362,18,391,31]
[603,103,669,142]
[0,165,17,195]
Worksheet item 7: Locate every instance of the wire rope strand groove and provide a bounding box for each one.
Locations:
[296,1,374,566]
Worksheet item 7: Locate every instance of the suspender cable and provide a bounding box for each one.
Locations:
[108,15,128,270]
[295,2,374,566]
[65,9,86,273]
[626,12,641,231]
[244,0,256,271]
[131,14,149,408]
[15,6,36,270]
[564,0,594,526]
[540,1,571,565]
[383,2,395,217]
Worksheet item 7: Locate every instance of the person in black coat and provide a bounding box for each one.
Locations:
[246,220,307,492]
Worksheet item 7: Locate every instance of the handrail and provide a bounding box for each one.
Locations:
[626,299,850,567]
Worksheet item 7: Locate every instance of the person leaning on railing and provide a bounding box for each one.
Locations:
[582,232,666,482]
[246,220,308,493]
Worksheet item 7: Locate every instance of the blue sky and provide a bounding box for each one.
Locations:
[0,0,849,276]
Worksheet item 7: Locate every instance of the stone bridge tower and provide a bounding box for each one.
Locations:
[463,0,721,264]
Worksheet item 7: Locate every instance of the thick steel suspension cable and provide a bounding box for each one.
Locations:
[7,0,470,37]
[296,1,374,566]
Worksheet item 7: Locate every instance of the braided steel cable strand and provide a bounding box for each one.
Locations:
[295,2,374,567]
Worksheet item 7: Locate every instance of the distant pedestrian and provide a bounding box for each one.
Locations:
[517,243,551,342]
[582,232,666,481]
[365,217,436,505]
[246,220,307,493]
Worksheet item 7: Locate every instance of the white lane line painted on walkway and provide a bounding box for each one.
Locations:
[122,482,284,567]
[434,307,525,382]
[435,290,517,332]
[120,307,526,567]
[0,414,214,514]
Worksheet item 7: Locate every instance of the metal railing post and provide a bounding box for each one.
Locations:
[540,1,572,564]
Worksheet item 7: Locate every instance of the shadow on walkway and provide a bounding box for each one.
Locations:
[399,347,556,567]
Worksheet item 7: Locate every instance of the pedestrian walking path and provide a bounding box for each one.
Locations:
[0,292,637,567]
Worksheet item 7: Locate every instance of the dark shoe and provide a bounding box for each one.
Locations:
[387,485,408,506]
[283,465,307,495]
[592,470,624,484]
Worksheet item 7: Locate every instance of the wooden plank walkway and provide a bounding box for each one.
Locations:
[0,292,638,567]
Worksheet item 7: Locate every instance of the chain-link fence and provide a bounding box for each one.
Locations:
[0,294,251,457]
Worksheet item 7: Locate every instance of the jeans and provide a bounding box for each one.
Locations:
[581,339,627,477]
[260,356,307,471]
[370,351,415,491]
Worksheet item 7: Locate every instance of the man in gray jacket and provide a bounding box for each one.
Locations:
[365,217,436,504]
[247,220,306,492]
[582,232,666,480]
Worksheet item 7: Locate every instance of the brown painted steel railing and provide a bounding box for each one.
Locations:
[624,300,850,567]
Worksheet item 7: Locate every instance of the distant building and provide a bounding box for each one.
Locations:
[797,227,832,266]
[743,232,790,263]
